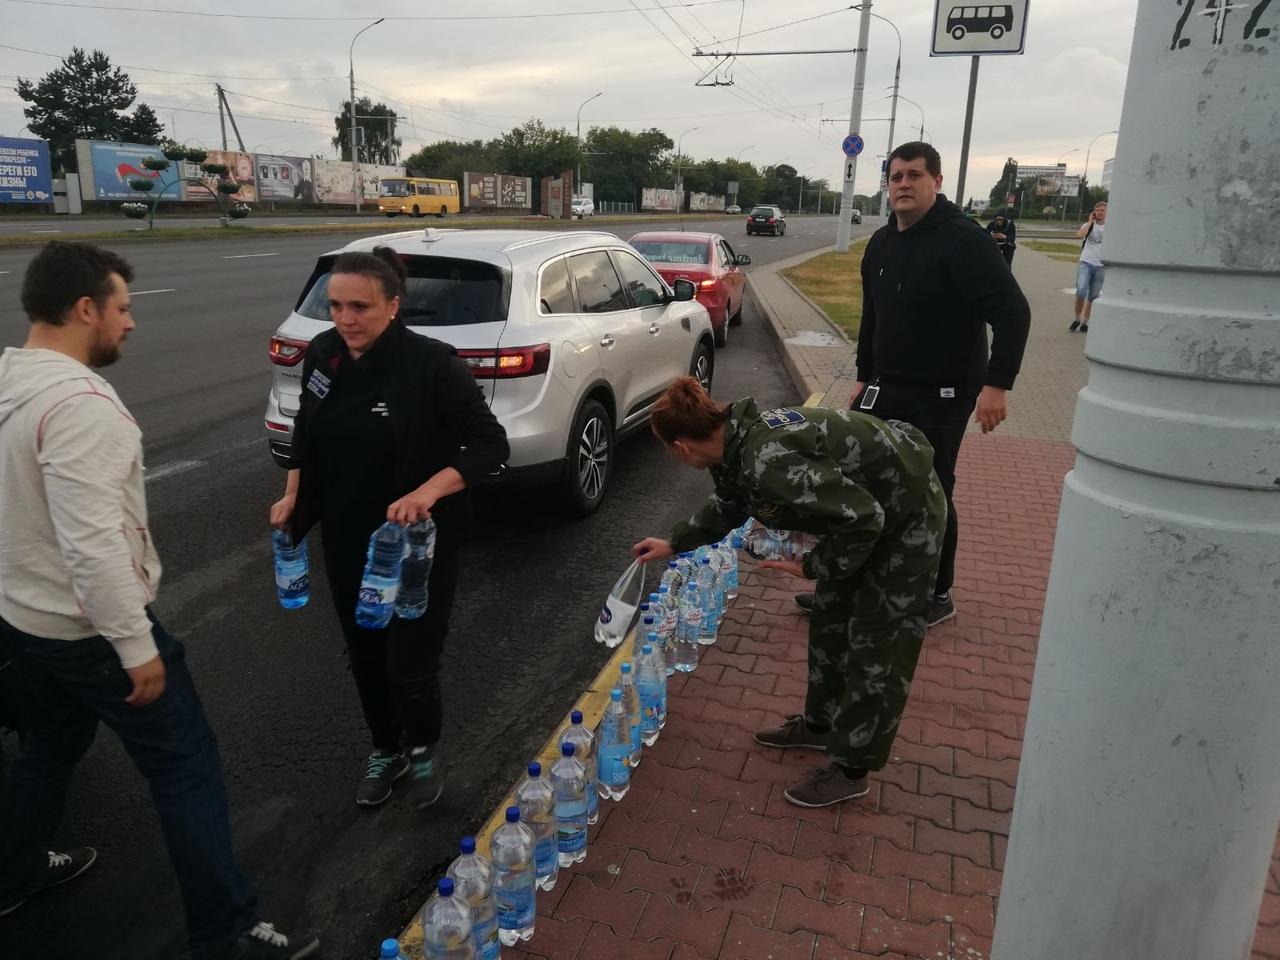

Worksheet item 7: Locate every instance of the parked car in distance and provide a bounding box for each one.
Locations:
[265,228,715,516]
[629,231,750,349]
[725,204,741,214]
[571,197,594,218]
[850,208,863,224]
[746,205,786,236]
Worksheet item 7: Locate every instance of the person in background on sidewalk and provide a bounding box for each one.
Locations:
[796,141,1030,628]
[0,242,317,959]
[985,211,1017,266]
[1071,201,1108,333]
[632,377,946,808]
[269,247,508,810]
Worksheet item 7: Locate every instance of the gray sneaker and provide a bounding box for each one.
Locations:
[232,920,319,959]
[407,746,444,808]
[925,592,956,628]
[783,765,870,808]
[0,848,98,916]
[793,592,815,614]
[356,750,408,807]
[754,715,828,750]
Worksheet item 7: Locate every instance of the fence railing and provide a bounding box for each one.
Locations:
[596,200,635,214]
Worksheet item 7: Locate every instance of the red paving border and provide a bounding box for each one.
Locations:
[505,433,1280,959]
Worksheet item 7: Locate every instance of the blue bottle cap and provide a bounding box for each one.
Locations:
[459,836,476,854]
[506,805,520,822]
[659,584,669,594]
[649,592,659,602]
[639,602,650,612]
[643,616,655,624]
[732,535,743,547]
[528,761,541,777]
[621,662,632,674]
[571,709,584,724]
[642,644,653,655]
[438,877,455,897]
[702,557,712,564]
[562,741,575,757]
[646,632,658,643]
[380,938,400,959]
[611,688,622,700]
[667,560,677,568]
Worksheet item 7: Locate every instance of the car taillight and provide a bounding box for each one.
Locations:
[265,420,290,433]
[269,336,308,366]
[456,343,551,379]
[767,217,777,223]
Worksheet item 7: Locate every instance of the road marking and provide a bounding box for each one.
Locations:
[220,252,279,260]
[1060,287,1076,295]
[30,229,61,234]
[131,288,178,296]
[0,270,10,275]
[145,459,204,482]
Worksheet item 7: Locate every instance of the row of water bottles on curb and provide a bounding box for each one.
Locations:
[272,520,437,627]
[594,520,816,674]
[390,644,670,959]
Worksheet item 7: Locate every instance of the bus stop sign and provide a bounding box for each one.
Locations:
[931,0,1029,56]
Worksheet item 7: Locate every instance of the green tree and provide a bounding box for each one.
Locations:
[121,103,164,145]
[494,119,580,182]
[987,157,1019,214]
[405,138,496,184]
[332,98,402,164]
[17,47,160,171]
[582,125,673,205]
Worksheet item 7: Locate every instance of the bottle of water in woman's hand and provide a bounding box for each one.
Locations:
[355,522,405,630]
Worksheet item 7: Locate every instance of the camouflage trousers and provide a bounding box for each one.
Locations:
[804,479,946,771]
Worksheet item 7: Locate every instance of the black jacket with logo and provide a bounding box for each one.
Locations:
[856,195,1030,394]
[288,320,509,542]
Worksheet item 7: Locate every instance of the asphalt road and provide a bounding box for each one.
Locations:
[0,214,878,959]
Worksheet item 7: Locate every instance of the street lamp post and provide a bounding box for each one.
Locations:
[736,145,755,161]
[797,166,813,214]
[853,5,902,220]
[1057,147,1080,220]
[895,94,926,141]
[836,1,874,253]
[675,126,698,204]
[576,91,603,191]
[348,17,384,214]
[1079,129,1119,220]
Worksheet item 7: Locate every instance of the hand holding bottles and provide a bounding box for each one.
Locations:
[631,537,674,565]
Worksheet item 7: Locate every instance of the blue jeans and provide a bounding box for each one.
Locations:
[0,613,258,957]
[1075,260,1105,301]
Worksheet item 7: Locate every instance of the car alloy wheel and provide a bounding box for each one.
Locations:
[577,415,609,502]
[692,343,713,392]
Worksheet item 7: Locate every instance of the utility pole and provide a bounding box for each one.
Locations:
[215,86,246,153]
[348,18,383,213]
[216,83,227,151]
[576,91,603,190]
[991,0,1280,957]
[878,54,899,219]
[836,1,873,253]
[953,56,980,209]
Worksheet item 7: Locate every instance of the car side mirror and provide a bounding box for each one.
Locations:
[734,254,752,266]
[672,278,697,302]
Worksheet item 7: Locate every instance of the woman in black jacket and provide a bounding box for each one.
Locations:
[269,247,508,809]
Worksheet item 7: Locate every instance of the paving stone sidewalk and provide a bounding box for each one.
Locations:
[501,247,1280,959]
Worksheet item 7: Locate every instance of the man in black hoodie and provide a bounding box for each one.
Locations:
[797,142,1030,626]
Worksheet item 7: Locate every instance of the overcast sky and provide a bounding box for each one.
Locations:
[0,0,1139,201]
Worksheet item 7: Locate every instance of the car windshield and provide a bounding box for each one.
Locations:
[749,207,774,216]
[379,179,412,198]
[630,240,710,265]
[297,254,506,326]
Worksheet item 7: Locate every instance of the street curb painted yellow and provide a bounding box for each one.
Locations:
[397,622,640,953]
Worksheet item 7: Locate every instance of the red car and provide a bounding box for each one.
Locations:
[628,231,750,348]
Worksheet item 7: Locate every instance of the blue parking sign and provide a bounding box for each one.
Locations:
[842,134,865,158]
[0,137,54,204]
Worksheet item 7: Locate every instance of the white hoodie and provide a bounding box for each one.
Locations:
[0,347,161,668]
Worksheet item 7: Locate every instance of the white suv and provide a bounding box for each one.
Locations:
[572,197,594,218]
[265,228,715,514]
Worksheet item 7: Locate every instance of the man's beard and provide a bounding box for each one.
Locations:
[88,334,122,368]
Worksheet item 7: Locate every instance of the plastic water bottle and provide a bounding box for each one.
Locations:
[492,806,536,944]
[445,837,500,960]
[676,582,703,673]
[272,529,310,609]
[595,559,645,648]
[597,689,631,800]
[723,535,742,601]
[696,557,720,644]
[355,522,406,629]
[395,518,436,620]
[421,877,475,960]
[379,939,407,960]
[655,584,678,676]
[660,560,683,598]
[515,762,558,892]
[618,663,643,767]
[675,551,697,590]
[551,742,588,867]
[744,526,815,561]
[562,709,599,825]
[635,614,656,660]
[637,642,667,744]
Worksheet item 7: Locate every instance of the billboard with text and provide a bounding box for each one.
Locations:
[256,154,315,202]
[463,172,533,210]
[86,140,184,201]
[190,149,256,203]
[0,137,53,204]
[641,187,679,212]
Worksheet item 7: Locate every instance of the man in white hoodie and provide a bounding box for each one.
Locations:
[0,242,317,960]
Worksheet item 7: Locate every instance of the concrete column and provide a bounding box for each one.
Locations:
[991,1,1279,958]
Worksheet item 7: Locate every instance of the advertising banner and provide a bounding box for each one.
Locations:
[255,154,315,202]
[87,141,183,201]
[464,172,533,210]
[0,137,53,204]
[360,163,405,200]
[641,187,679,212]
[312,158,356,204]
[190,149,256,203]
[688,192,726,213]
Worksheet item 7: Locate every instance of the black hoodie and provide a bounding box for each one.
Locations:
[856,195,1030,394]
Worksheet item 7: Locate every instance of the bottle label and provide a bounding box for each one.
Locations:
[534,835,557,877]
[599,750,630,786]
[358,583,396,606]
[474,914,500,960]
[558,822,587,854]
[276,569,309,593]
[497,878,534,930]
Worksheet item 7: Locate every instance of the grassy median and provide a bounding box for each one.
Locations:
[779,238,868,340]
[1023,239,1080,262]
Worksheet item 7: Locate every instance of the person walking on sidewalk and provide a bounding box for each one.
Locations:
[1071,201,1108,333]
[269,247,508,810]
[985,212,1018,266]
[0,242,317,959]
[795,141,1030,628]
[632,378,946,808]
